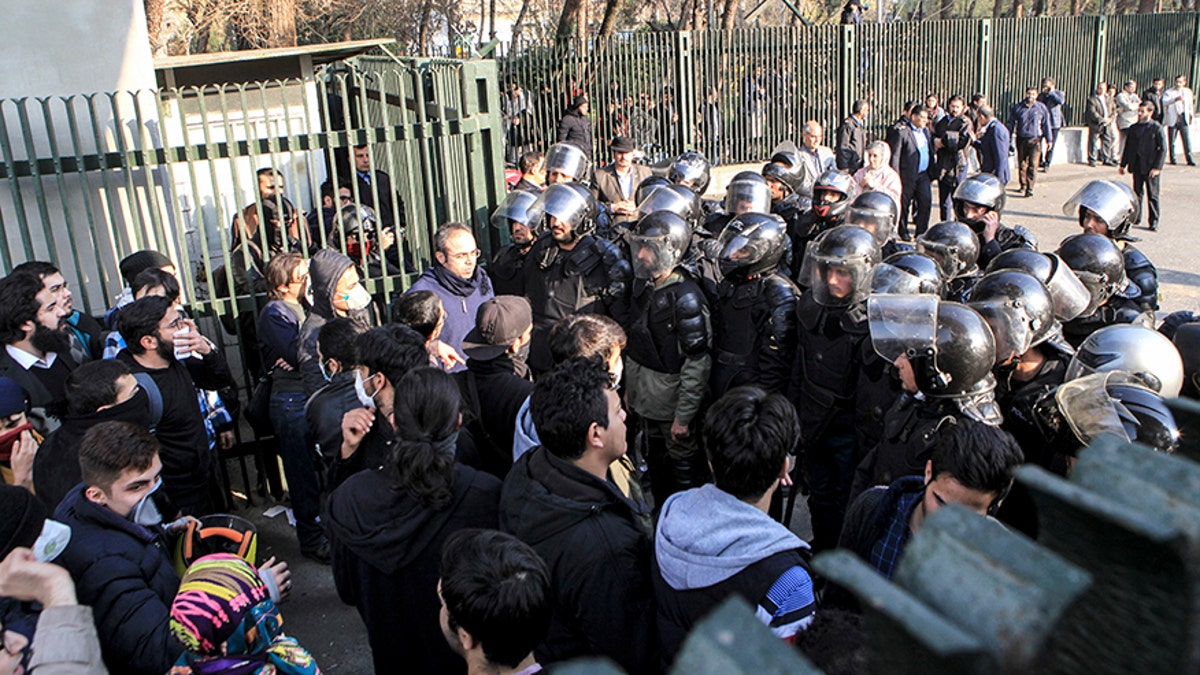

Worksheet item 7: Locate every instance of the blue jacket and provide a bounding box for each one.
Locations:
[1037,89,1066,129]
[976,119,1012,186]
[1007,100,1053,141]
[53,485,182,675]
[407,265,494,373]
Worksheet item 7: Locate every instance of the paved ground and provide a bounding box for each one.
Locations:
[239,155,1200,673]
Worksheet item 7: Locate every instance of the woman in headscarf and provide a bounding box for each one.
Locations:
[169,553,319,675]
[853,140,903,205]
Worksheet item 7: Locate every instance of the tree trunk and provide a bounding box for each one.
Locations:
[511,0,532,45]
[556,0,584,41]
[1137,0,1155,12]
[992,0,1004,19]
[598,0,623,35]
[1070,0,1084,13]
[144,0,165,56]
[1013,0,1024,17]
[263,0,297,47]
[418,0,432,55]
[941,0,955,19]
[721,0,739,30]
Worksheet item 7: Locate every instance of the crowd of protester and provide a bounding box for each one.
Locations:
[0,73,1198,675]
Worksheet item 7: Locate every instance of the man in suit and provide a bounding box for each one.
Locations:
[1120,101,1167,231]
[593,136,653,230]
[353,143,410,271]
[974,105,1011,187]
[1007,87,1052,198]
[1142,78,1166,123]
[1087,83,1116,167]
[836,99,871,173]
[1037,77,1066,171]
[933,95,974,221]
[887,103,935,240]
[1162,75,1196,166]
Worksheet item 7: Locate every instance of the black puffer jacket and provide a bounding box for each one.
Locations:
[499,447,656,674]
[327,464,501,675]
[54,485,182,675]
[556,108,594,159]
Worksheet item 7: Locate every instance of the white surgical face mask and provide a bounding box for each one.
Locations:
[129,477,164,527]
[610,357,624,390]
[343,284,372,311]
[33,519,72,562]
[354,370,379,408]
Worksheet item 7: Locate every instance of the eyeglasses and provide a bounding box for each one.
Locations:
[161,316,185,332]
[448,249,482,261]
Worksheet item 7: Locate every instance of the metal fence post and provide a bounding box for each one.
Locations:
[839,24,855,124]
[978,19,992,102]
[1193,13,1200,95]
[1093,15,1108,88]
[675,31,696,152]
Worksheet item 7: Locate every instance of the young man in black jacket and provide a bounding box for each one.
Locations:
[116,296,233,516]
[499,357,655,674]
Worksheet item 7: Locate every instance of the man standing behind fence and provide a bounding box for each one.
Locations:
[1007,87,1052,198]
[594,136,653,230]
[887,104,934,240]
[836,99,870,174]
[1162,75,1195,166]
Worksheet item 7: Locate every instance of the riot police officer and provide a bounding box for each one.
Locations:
[952,173,1036,269]
[1065,324,1184,399]
[667,151,720,216]
[623,211,713,505]
[846,190,910,259]
[544,142,591,185]
[789,225,880,550]
[489,190,538,296]
[523,183,632,374]
[870,251,945,296]
[710,213,799,398]
[1056,232,1148,348]
[763,151,810,238]
[916,220,982,302]
[788,170,861,282]
[1062,179,1159,313]
[853,297,1009,498]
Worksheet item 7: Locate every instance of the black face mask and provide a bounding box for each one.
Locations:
[97,386,153,429]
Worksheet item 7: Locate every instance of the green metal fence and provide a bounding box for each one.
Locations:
[0,55,504,398]
[490,14,1200,165]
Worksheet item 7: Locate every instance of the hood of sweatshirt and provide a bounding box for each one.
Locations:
[308,249,355,320]
[655,483,808,591]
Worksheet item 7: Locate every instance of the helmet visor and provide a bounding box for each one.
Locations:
[811,254,873,307]
[1044,254,1092,321]
[868,294,939,363]
[870,262,942,296]
[916,237,960,278]
[723,181,773,215]
[1061,181,1135,229]
[971,298,1035,362]
[527,185,589,234]
[1056,371,1133,446]
[846,209,895,245]
[627,233,678,280]
[638,186,697,222]
[717,224,773,276]
[490,191,537,230]
[545,144,591,182]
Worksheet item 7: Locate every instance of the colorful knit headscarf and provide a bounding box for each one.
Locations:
[169,553,320,675]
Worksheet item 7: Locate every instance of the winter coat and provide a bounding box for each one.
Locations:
[327,464,500,675]
[499,447,656,674]
[297,249,371,396]
[556,109,594,159]
[406,265,495,373]
[54,485,182,675]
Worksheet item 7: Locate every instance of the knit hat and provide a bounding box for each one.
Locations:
[170,553,270,655]
[0,378,27,418]
[119,250,172,286]
[571,94,588,110]
[0,484,47,559]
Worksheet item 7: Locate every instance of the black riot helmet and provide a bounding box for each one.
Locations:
[870,251,945,296]
[627,211,692,281]
[762,151,806,197]
[917,221,980,280]
[847,190,900,245]
[635,175,673,205]
[1055,371,1180,454]
[1062,179,1139,240]
[967,270,1057,364]
[667,151,712,194]
[868,295,1000,421]
[811,169,861,221]
[545,142,592,184]
[1055,233,1128,316]
[808,225,880,307]
[985,249,1091,323]
[526,183,598,240]
[953,173,1007,231]
[723,173,773,215]
[637,184,702,227]
[716,213,789,281]
[1065,324,1185,398]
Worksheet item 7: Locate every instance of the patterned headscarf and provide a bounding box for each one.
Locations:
[169,554,320,675]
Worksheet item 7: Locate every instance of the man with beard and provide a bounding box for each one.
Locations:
[0,271,77,433]
[933,95,974,221]
[117,295,234,516]
[13,261,105,363]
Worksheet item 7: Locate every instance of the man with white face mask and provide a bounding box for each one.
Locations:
[53,422,290,675]
[298,249,376,396]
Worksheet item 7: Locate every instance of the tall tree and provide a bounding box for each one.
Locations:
[721,0,739,29]
[598,0,624,35]
[556,0,585,41]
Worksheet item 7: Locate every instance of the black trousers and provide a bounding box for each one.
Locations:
[1132,171,1161,228]
[1169,120,1194,163]
[899,172,932,238]
[1041,126,1060,167]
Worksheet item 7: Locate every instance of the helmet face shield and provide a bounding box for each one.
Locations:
[668,152,711,194]
[971,297,1036,362]
[724,180,773,215]
[527,184,591,236]
[545,143,591,183]
[868,294,939,363]
[1057,371,1137,447]
[917,221,979,279]
[491,190,538,231]
[1043,254,1092,321]
[716,214,787,279]
[871,262,940,295]
[1062,180,1137,232]
[847,209,895,245]
[812,257,872,307]
[628,233,677,280]
[638,185,699,224]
